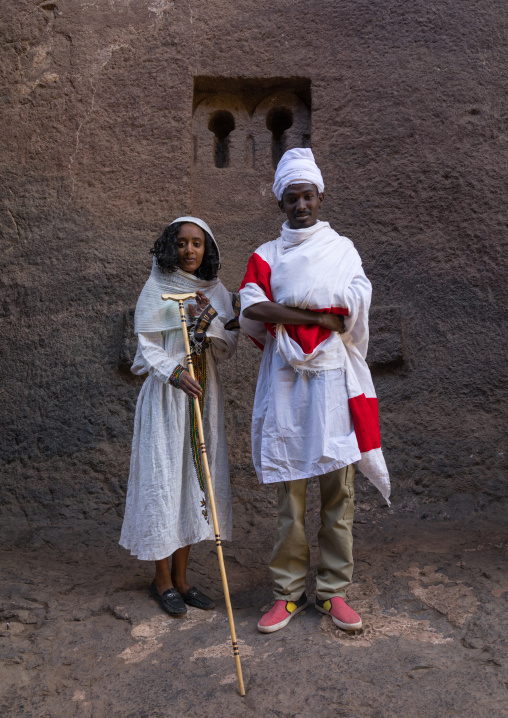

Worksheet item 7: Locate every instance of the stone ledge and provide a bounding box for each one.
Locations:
[367,306,405,372]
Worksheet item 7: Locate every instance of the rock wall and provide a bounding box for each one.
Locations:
[1,0,507,533]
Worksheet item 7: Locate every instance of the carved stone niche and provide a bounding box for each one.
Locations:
[251,91,311,173]
[192,77,311,175]
[191,78,311,223]
[192,94,251,170]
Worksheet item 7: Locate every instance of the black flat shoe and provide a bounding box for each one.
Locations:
[149,581,187,617]
[180,586,215,610]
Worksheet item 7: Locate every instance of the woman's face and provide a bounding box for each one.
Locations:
[176,223,206,274]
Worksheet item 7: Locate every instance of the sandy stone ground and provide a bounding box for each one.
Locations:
[1,480,507,718]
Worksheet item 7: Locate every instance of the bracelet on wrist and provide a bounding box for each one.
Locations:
[169,364,186,388]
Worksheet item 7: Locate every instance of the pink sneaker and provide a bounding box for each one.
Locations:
[315,596,362,630]
[257,592,309,634]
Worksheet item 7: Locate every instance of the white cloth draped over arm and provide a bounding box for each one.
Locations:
[131,331,180,383]
[208,314,239,363]
[343,269,372,361]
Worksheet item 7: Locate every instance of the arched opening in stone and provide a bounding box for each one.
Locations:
[208,110,235,168]
[266,107,293,168]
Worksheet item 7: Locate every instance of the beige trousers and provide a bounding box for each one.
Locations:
[269,465,355,601]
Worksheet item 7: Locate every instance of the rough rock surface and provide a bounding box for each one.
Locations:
[1,0,507,529]
[0,489,507,717]
[1,2,507,714]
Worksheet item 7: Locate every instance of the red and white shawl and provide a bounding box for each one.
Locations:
[239,220,391,503]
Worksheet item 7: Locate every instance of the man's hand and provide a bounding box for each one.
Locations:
[317,313,346,334]
[178,370,202,398]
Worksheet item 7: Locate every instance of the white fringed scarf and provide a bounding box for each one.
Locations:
[134,260,222,334]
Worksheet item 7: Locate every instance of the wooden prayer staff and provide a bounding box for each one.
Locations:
[161,291,246,697]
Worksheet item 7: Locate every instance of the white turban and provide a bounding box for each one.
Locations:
[272,148,325,201]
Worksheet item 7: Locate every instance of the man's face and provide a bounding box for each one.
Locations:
[279,183,324,229]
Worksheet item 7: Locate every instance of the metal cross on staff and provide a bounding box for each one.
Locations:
[161,291,246,697]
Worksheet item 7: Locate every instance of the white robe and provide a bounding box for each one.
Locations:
[249,332,362,483]
[120,295,238,561]
[239,220,390,501]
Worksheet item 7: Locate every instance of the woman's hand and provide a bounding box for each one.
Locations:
[317,313,346,334]
[188,290,210,318]
[177,370,202,398]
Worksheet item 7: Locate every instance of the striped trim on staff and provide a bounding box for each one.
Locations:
[232,641,239,656]
[215,534,222,546]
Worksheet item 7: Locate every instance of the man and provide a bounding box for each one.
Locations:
[239,148,390,633]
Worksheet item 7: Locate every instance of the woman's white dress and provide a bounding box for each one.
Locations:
[120,296,238,561]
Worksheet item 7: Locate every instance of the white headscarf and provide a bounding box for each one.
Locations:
[134,216,223,334]
[272,148,325,201]
[171,216,220,263]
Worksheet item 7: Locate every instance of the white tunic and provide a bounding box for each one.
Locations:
[120,312,238,561]
[251,333,361,483]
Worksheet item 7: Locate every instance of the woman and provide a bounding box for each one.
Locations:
[120,216,239,616]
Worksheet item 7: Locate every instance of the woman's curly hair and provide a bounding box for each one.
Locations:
[151,221,220,280]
